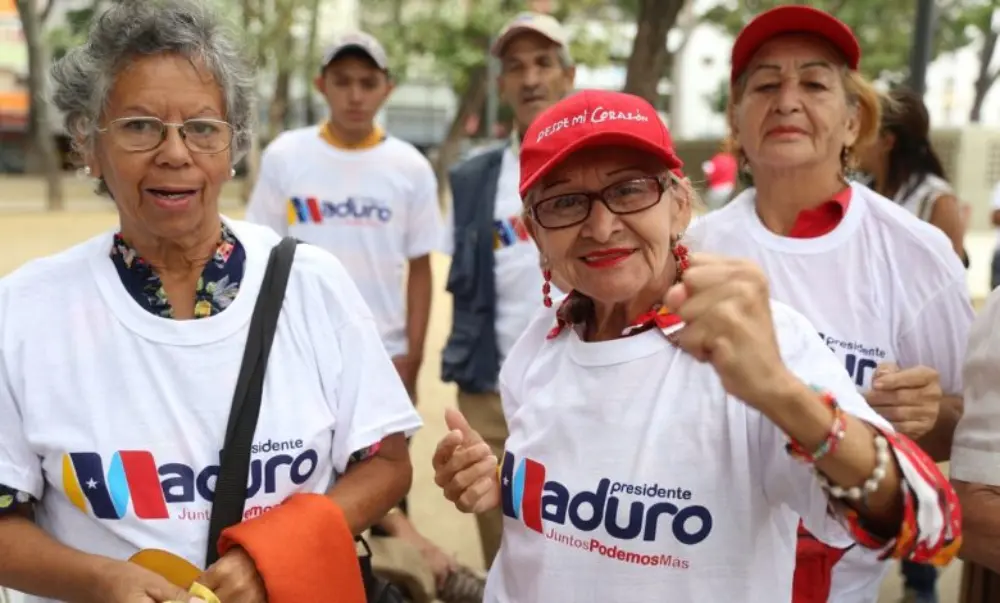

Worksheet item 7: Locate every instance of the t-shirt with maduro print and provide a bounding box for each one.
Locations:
[245,126,444,358]
[485,300,894,603]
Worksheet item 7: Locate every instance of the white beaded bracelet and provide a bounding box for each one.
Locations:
[815,434,891,501]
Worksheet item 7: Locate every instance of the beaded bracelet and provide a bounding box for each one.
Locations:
[786,388,847,463]
[815,434,891,501]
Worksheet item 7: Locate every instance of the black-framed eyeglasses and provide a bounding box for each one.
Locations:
[97,116,234,154]
[528,176,669,229]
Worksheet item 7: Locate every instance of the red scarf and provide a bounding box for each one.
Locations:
[546,291,683,340]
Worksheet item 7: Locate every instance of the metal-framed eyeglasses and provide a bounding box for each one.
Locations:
[527,175,672,230]
[97,116,234,154]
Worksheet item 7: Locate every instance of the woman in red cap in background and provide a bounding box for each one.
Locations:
[429,88,959,602]
[690,5,974,603]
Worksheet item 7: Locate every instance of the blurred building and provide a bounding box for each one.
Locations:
[0,0,27,172]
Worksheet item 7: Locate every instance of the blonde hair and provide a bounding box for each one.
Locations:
[723,68,881,171]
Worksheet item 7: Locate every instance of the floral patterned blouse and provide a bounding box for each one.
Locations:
[0,224,380,514]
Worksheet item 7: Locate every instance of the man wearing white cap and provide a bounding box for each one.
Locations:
[245,31,465,593]
[247,30,441,401]
[441,11,575,568]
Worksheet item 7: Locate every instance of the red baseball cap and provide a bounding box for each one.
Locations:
[730,5,860,83]
[519,89,683,197]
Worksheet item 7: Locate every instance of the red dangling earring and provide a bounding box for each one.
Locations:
[673,240,690,278]
[542,269,553,307]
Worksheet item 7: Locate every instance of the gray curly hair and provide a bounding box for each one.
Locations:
[51,0,255,193]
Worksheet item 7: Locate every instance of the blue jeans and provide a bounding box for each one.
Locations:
[902,560,937,599]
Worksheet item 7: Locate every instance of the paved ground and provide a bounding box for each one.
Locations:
[0,186,981,601]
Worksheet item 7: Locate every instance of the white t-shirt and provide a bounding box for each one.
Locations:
[891,173,953,222]
[951,286,1000,486]
[442,145,558,364]
[485,298,892,603]
[690,182,974,603]
[245,127,443,357]
[0,219,422,602]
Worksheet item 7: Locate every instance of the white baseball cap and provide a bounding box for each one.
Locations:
[320,31,389,72]
[491,12,569,57]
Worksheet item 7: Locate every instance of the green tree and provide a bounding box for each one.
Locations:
[958,1,1000,121]
[622,0,685,106]
[361,0,615,196]
[702,0,975,83]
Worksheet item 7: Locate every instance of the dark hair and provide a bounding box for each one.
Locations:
[322,48,389,77]
[878,87,947,196]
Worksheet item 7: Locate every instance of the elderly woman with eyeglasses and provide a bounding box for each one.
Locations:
[0,2,420,603]
[430,89,960,602]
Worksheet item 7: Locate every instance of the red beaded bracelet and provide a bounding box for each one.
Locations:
[786,388,847,463]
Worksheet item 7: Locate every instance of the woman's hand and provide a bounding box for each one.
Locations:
[94,559,203,603]
[433,408,500,514]
[665,253,797,409]
[865,363,942,439]
[197,547,266,603]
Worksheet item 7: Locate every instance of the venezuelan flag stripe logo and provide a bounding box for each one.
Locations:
[61,451,169,520]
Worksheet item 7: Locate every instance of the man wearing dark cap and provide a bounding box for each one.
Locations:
[441,11,576,568]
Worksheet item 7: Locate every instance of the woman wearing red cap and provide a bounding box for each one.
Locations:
[691,5,973,603]
[430,88,959,602]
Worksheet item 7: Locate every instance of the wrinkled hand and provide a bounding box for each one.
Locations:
[393,355,421,401]
[665,253,794,409]
[94,559,204,603]
[416,536,459,590]
[433,408,500,514]
[864,363,941,439]
[197,547,266,603]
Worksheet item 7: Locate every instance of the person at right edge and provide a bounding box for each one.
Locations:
[440,11,575,569]
[989,180,1000,292]
[858,87,969,267]
[857,85,970,603]
[690,6,973,603]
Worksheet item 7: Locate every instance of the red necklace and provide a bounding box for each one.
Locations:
[546,292,684,340]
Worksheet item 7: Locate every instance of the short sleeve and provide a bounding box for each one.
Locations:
[311,254,424,473]
[895,277,974,396]
[404,158,443,259]
[758,302,892,547]
[951,287,1000,486]
[244,146,289,237]
[0,301,44,499]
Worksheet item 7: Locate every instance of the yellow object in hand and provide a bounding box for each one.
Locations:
[189,581,222,603]
[129,548,221,602]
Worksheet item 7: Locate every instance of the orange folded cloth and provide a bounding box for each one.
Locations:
[218,493,366,603]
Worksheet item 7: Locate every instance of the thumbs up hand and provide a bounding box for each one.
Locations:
[432,408,501,514]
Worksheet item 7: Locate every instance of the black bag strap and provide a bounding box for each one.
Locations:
[205,236,299,566]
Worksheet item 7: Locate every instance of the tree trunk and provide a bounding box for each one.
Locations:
[970,28,999,122]
[303,0,322,124]
[622,0,685,107]
[268,65,293,140]
[16,0,65,210]
[433,65,489,204]
[668,0,696,133]
[266,0,296,141]
[239,0,263,204]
